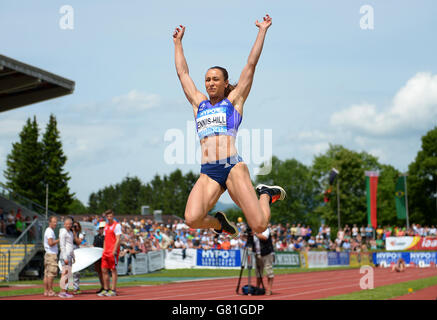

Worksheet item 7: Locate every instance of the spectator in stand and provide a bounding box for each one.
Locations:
[360,225,366,239]
[365,224,373,240]
[342,239,351,252]
[174,236,186,249]
[212,236,222,250]
[305,226,312,241]
[221,236,231,250]
[325,225,331,240]
[337,228,345,242]
[295,223,302,240]
[6,209,16,236]
[376,225,384,239]
[430,226,437,237]
[315,232,324,248]
[290,224,297,240]
[375,235,384,250]
[300,225,307,241]
[308,236,316,249]
[352,224,359,239]
[384,227,392,239]
[0,207,6,235]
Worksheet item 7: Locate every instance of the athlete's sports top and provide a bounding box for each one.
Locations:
[195,98,242,140]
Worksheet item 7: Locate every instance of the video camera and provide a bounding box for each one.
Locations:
[244,224,255,250]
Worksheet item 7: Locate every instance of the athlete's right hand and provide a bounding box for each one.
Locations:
[173,25,185,43]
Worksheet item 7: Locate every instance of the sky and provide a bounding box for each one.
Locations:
[1,0,437,206]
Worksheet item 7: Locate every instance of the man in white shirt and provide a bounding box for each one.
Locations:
[58,217,75,298]
[43,216,59,297]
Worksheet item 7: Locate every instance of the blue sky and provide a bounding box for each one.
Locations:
[1,0,437,206]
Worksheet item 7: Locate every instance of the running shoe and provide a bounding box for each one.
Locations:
[96,288,104,294]
[97,290,108,297]
[58,292,73,298]
[105,290,117,297]
[256,184,287,204]
[213,211,239,239]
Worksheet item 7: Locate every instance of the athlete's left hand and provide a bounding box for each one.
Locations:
[255,14,272,30]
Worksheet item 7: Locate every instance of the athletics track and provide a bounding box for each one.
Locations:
[1,267,436,300]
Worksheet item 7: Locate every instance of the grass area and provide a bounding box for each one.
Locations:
[320,275,437,300]
[0,266,358,297]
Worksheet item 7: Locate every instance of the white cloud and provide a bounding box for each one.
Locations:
[330,72,437,136]
[73,90,161,115]
[111,90,161,113]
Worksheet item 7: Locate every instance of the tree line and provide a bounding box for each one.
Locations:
[3,115,436,231]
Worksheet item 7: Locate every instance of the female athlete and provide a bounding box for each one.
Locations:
[173,14,286,238]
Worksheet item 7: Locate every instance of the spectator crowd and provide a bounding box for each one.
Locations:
[64,213,437,256]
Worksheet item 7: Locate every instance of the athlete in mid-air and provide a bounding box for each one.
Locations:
[173,14,286,238]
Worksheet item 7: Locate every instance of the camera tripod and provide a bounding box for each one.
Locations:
[236,235,265,295]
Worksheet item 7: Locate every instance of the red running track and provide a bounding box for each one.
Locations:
[1,267,436,300]
[392,284,437,300]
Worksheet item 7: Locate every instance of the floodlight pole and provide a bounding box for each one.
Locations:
[45,184,48,220]
[403,175,410,230]
[337,178,341,231]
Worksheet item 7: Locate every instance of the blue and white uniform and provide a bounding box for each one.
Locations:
[195,98,243,189]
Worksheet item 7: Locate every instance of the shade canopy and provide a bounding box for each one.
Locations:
[0,54,75,113]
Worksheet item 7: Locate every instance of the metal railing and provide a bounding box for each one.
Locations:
[0,252,6,282]
[0,182,58,219]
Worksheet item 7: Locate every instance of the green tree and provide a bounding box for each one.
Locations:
[42,114,74,213]
[311,145,380,230]
[4,117,44,204]
[408,126,437,225]
[256,156,320,226]
[68,198,88,215]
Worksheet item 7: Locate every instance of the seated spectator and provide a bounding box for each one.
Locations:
[0,207,5,235]
[365,224,373,240]
[174,236,186,249]
[315,233,324,247]
[221,236,231,250]
[211,236,222,250]
[375,235,385,250]
[342,239,351,252]
[308,236,316,249]
[352,224,359,239]
[6,209,17,236]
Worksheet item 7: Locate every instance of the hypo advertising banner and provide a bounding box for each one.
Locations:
[385,237,437,251]
[373,251,437,266]
[196,249,241,268]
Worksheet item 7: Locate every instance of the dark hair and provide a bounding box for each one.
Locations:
[208,66,237,97]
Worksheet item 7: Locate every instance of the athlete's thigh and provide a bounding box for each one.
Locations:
[185,174,224,221]
[226,163,265,227]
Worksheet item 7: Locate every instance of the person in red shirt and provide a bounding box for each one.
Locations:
[98,210,121,297]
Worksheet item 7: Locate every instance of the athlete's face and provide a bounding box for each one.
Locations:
[205,69,229,99]
[107,213,113,224]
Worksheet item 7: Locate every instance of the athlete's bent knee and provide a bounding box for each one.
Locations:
[184,213,200,229]
[251,220,268,234]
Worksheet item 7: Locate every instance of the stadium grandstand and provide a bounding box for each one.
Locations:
[0,54,75,281]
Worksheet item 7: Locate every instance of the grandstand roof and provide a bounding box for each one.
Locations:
[0,54,75,113]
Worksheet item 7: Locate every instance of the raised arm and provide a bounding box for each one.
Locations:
[228,14,272,109]
[173,25,207,110]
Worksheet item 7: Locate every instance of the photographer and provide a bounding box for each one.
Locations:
[253,226,275,296]
[70,221,84,294]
